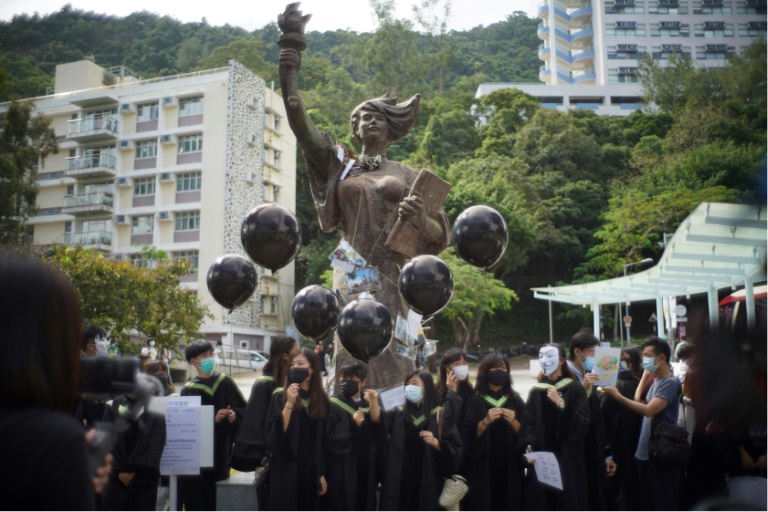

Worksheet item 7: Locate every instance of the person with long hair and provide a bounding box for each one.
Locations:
[265,347,330,510]
[379,370,462,510]
[231,336,297,510]
[600,346,643,510]
[0,254,111,510]
[437,348,473,428]
[460,353,526,510]
[324,361,384,510]
[520,343,591,510]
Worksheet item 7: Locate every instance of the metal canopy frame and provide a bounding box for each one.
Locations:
[532,202,767,336]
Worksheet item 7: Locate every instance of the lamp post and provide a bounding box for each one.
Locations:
[622,258,654,346]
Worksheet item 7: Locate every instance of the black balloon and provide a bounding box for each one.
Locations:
[241,203,302,272]
[399,255,454,317]
[337,298,393,363]
[291,285,341,341]
[206,254,257,311]
[452,205,508,270]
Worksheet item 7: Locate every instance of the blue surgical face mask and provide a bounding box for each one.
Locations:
[200,358,216,373]
[404,384,423,404]
[642,356,658,373]
[583,356,596,372]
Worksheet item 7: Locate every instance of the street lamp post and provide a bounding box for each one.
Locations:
[623,258,655,347]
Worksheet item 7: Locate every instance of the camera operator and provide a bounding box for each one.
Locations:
[0,253,112,510]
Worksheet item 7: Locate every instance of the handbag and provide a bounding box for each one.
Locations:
[648,381,691,466]
[435,407,469,510]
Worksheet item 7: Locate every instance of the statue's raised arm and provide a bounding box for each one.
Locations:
[277,3,328,177]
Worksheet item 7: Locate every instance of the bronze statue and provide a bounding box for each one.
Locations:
[277,2,451,389]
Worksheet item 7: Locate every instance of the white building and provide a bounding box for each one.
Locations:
[1,59,297,352]
[477,0,767,115]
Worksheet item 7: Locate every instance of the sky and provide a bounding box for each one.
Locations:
[0,0,541,32]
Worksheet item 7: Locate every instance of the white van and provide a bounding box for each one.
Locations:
[221,350,268,371]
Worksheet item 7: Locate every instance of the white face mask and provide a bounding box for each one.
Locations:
[539,347,559,376]
[452,365,469,381]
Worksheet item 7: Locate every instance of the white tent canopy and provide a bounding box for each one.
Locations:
[532,202,767,335]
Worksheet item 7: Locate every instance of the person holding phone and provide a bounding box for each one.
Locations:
[437,348,473,429]
[460,353,526,510]
[379,370,462,510]
[265,347,329,510]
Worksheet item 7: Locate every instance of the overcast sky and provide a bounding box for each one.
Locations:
[0,0,540,32]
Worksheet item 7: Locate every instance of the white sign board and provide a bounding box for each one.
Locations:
[525,451,563,490]
[380,385,405,411]
[593,347,621,388]
[159,397,214,476]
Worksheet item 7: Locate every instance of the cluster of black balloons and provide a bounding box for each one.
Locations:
[207,203,302,313]
[290,205,508,364]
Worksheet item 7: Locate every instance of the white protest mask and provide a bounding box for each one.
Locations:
[539,346,560,376]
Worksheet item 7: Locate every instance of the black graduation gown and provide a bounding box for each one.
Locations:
[460,391,526,511]
[520,377,591,511]
[179,372,247,510]
[101,394,166,511]
[584,385,610,510]
[265,391,326,511]
[379,402,462,511]
[323,393,386,511]
[600,369,642,510]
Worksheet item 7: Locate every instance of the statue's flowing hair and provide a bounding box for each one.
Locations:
[350,92,420,146]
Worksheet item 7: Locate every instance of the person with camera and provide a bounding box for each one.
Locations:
[179,340,246,511]
[602,336,682,510]
[460,353,525,510]
[265,347,330,510]
[230,336,297,511]
[324,361,384,511]
[75,324,110,429]
[0,254,112,510]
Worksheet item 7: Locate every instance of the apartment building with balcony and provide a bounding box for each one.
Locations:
[0,59,297,352]
[478,0,766,115]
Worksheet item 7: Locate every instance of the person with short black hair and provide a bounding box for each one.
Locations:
[460,353,525,510]
[76,323,111,428]
[603,336,683,510]
[520,343,591,510]
[83,324,108,357]
[179,340,247,511]
[324,361,385,510]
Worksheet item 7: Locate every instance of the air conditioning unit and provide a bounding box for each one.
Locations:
[119,103,135,114]
[49,172,60,179]
[162,96,178,108]
[116,177,131,187]
[118,140,134,151]
[115,215,129,225]
[247,134,258,147]
[157,211,172,221]
[160,134,176,145]
[159,172,174,182]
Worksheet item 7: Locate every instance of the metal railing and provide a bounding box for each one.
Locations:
[66,153,117,171]
[67,116,118,136]
[63,192,114,209]
[61,230,112,246]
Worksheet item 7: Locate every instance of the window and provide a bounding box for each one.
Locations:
[695,21,734,36]
[177,172,202,192]
[607,22,647,36]
[175,211,200,231]
[175,250,199,270]
[264,112,270,127]
[262,148,269,163]
[271,296,279,314]
[178,134,203,154]
[130,254,152,268]
[179,97,204,117]
[274,114,282,131]
[132,215,154,235]
[136,139,158,159]
[739,21,767,36]
[133,177,156,196]
[273,150,281,168]
[137,103,159,122]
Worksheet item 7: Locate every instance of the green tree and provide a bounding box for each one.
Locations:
[196,39,276,81]
[0,98,58,245]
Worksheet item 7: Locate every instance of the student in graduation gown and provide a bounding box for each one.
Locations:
[230,336,296,510]
[101,393,166,511]
[437,348,474,429]
[265,347,329,511]
[461,353,526,511]
[568,329,615,510]
[380,370,463,511]
[520,343,591,511]
[600,346,643,510]
[179,340,247,511]
[324,361,385,511]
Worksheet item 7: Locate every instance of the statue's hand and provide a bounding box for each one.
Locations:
[279,48,301,72]
[398,195,426,230]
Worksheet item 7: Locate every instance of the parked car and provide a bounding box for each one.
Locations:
[220,350,268,371]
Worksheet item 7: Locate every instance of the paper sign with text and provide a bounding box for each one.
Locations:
[593,347,621,388]
[525,451,563,490]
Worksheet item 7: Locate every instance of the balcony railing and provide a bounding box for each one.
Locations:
[65,154,117,179]
[61,230,112,247]
[62,192,114,214]
[67,116,118,140]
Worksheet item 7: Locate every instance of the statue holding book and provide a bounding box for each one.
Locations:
[277,2,452,389]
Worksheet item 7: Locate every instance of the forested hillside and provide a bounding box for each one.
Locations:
[1,5,765,347]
